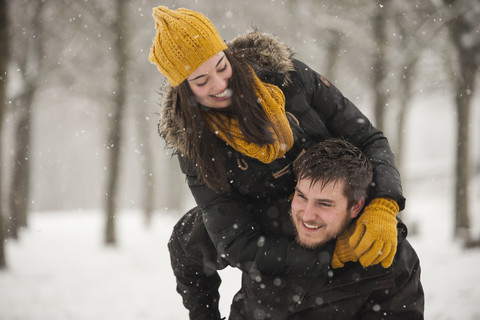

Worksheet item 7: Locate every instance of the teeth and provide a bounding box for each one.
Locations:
[303,222,320,229]
[214,89,232,98]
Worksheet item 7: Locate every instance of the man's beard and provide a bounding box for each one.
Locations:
[290,209,352,249]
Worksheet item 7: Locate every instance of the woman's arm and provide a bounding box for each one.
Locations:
[290,59,405,268]
[179,156,332,277]
[290,59,405,209]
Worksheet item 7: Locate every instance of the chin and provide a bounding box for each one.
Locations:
[296,236,322,249]
[208,98,232,109]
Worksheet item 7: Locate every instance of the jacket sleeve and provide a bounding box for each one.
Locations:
[179,156,332,277]
[290,59,405,210]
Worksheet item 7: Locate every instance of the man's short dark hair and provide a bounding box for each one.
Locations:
[293,138,373,208]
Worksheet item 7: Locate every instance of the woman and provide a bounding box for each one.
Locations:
[149,6,405,319]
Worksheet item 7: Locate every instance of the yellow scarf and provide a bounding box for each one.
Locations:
[204,72,294,164]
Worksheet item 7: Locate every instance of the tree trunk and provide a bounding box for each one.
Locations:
[136,117,155,226]
[8,91,33,239]
[105,0,128,245]
[325,31,342,81]
[453,74,472,240]
[8,0,44,239]
[162,157,187,214]
[372,0,389,131]
[0,0,9,269]
[442,0,477,240]
[395,61,422,235]
[142,155,155,227]
[395,63,415,173]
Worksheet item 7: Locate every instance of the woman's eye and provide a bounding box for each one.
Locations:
[197,81,207,87]
[218,64,227,72]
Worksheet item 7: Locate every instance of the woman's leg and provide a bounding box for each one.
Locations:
[168,207,229,320]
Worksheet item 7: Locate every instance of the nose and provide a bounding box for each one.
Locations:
[303,201,317,221]
[211,73,227,92]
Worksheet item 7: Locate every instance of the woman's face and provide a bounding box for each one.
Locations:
[187,52,233,109]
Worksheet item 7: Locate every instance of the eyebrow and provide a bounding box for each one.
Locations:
[188,55,225,82]
[294,186,336,204]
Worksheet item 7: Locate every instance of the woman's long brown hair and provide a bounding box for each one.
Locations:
[175,49,275,192]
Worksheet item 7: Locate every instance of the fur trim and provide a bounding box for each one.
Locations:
[157,30,295,153]
[227,28,295,78]
[157,84,187,154]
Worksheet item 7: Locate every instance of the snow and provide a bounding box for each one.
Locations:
[0,211,237,320]
[1,100,479,319]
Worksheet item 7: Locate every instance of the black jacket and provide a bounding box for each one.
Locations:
[159,30,405,278]
[229,222,424,320]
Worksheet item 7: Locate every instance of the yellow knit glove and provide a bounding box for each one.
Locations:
[332,223,357,269]
[349,198,399,268]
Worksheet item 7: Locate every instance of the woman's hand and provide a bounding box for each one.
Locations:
[332,198,399,269]
[349,198,399,268]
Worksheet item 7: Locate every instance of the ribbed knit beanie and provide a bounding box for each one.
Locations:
[149,6,228,87]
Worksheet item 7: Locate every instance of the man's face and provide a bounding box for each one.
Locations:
[291,178,363,249]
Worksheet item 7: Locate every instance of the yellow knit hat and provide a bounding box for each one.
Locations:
[148,6,228,87]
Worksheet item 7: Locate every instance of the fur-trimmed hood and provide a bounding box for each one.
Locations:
[157,29,295,154]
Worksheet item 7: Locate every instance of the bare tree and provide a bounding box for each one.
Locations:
[371,0,390,132]
[0,0,9,269]
[127,9,163,225]
[389,0,448,167]
[323,32,343,82]
[7,0,47,239]
[137,121,155,226]
[442,0,479,242]
[389,3,425,170]
[105,0,128,245]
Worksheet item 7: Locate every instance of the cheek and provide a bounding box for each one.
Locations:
[226,68,233,80]
[291,198,304,213]
[327,211,342,223]
[191,87,205,99]
[188,84,206,99]
[329,212,349,229]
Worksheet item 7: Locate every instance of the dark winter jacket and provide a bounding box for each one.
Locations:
[168,208,423,320]
[159,30,405,277]
[229,221,424,320]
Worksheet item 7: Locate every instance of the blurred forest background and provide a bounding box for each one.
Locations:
[0,0,479,268]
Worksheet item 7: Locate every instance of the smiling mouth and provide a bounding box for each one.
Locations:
[303,222,321,230]
[213,89,232,99]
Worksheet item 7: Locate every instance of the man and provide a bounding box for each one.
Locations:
[228,138,424,319]
[168,139,423,319]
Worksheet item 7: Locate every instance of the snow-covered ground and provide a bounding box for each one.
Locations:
[0,210,235,320]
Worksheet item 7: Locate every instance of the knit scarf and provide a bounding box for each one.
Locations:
[204,72,294,164]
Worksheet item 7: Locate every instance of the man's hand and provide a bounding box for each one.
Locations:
[349,198,399,268]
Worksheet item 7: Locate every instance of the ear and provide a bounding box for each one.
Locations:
[350,198,365,219]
